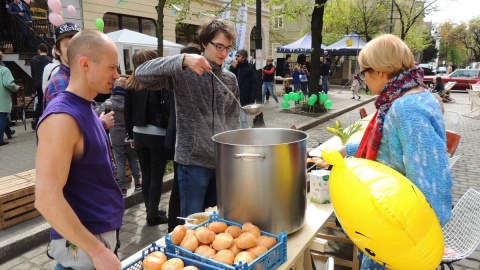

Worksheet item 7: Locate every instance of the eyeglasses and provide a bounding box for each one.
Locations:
[359,68,373,80]
[209,41,234,52]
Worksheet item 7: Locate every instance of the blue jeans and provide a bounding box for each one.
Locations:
[239,109,248,129]
[112,144,141,189]
[262,81,278,103]
[322,75,329,94]
[178,164,216,218]
[0,112,13,143]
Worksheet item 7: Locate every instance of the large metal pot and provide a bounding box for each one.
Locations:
[212,128,308,234]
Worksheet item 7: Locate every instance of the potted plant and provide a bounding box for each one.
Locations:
[326,120,363,145]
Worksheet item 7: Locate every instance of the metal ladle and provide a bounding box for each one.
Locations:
[209,70,264,116]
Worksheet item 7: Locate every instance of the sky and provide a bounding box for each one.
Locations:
[424,0,480,24]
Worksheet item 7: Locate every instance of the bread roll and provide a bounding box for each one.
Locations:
[180,234,199,252]
[171,225,187,245]
[225,225,243,238]
[212,233,233,251]
[234,251,256,264]
[235,232,257,249]
[257,235,277,249]
[194,245,217,258]
[212,249,235,265]
[195,229,216,244]
[161,258,184,270]
[208,222,228,233]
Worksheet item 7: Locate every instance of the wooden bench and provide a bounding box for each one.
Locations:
[0,169,39,230]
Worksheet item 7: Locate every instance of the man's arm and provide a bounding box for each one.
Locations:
[35,114,120,270]
[136,53,211,91]
[263,67,275,75]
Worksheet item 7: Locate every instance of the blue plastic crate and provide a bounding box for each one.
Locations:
[122,242,223,270]
[166,213,288,270]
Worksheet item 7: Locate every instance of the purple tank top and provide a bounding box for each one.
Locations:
[38,91,124,240]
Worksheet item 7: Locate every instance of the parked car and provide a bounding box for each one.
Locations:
[424,69,480,90]
[419,64,435,75]
[436,66,447,74]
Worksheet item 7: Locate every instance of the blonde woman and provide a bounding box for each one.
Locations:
[345,34,452,269]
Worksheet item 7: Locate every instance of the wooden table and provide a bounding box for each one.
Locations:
[121,202,334,269]
[275,77,293,94]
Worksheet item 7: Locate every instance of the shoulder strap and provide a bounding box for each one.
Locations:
[47,65,60,81]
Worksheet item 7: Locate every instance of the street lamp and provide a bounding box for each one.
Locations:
[255,0,263,69]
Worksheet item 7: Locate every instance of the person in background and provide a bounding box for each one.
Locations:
[291,66,302,93]
[447,62,453,74]
[167,43,201,233]
[351,74,361,100]
[0,51,22,146]
[305,56,311,73]
[297,52,306,66]
[135,18,240,220]
[320,56,331,94]
[345,34,452,270]
[262,57,278,104]
[125,49,170,226]
[35,29,124,270]
[431,76,445,96]
[300,64,309,94]
[7,0,33,52]
[30,43,52,129]
[283,55,292,91]
[96,76,141,197]
[42,49,60,93]
[230,49,257,129]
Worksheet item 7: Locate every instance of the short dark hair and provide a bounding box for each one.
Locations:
[38,43,48,53]
[180,43,202,55]
[198,18,236,52]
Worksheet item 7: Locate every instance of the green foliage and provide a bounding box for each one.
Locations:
[422,36,438,63]
[326,120,363,145]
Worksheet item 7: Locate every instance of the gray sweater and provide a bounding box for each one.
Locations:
[136,54,240,169]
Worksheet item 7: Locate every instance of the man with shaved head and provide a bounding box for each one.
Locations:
[35,29,124,270]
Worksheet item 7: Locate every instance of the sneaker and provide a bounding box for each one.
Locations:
[7,130,15,139]
[31,120,36,131]
[135,184,142,191]
[351,97,355,99]
[0,141,8,146]
[358,96,361,100]
[159,210,167,216]
[121,189,127,197]
[147,215,168,226]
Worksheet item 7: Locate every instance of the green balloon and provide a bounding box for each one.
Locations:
[325,100,333,108]
[293,93,300,101]
[282,101,290,108]
[299,92,305,100]
[95,18,105,31]
[288,92,295,100]
[307,98,315,106]
[283,94,290,102]
[320,93,328,103]
[311,94,318,102]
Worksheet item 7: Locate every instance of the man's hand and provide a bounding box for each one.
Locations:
[19,12,24,16]
[91,246,122,270]
[231,60,238,68]
[99,111,114,129]
[183,54,212,75]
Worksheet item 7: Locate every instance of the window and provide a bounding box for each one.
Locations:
[103,13,157,37]
[272,16,284,31]
[175,24,200,45]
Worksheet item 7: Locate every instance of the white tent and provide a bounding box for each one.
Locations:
[106,29,184,74]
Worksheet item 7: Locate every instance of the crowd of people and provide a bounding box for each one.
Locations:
[0,13,457,269]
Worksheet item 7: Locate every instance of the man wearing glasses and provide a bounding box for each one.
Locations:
[135,18,240,220]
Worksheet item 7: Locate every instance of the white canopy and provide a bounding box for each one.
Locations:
[106,29,184,74]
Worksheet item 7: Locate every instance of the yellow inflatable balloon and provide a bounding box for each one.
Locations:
[321,147,444,270]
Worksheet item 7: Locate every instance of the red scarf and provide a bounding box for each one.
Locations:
[355,68,424,160]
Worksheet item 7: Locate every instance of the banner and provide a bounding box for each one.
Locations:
[235,5,248,50]
[219,3,231,20]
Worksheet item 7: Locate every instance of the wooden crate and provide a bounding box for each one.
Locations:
[0,170,39,230]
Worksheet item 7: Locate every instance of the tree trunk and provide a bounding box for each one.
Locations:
[156,1,166,57]
[309,0,328,97]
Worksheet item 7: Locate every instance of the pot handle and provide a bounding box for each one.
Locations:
[233,153,266,160]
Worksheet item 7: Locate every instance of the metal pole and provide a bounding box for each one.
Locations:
[390,0,394,33]
[255,0,263,69]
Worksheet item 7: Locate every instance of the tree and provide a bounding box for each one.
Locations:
[391,0,438,40]
[421,36,438,63]
[454,19,480,62]
[309,0,328,96]
[354,0,389,41]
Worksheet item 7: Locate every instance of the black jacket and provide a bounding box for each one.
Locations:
[125,88,169,139]
[231,61,257,106]
[320,61,331,76]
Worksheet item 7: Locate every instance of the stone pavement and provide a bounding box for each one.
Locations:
[1,86,480,269]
